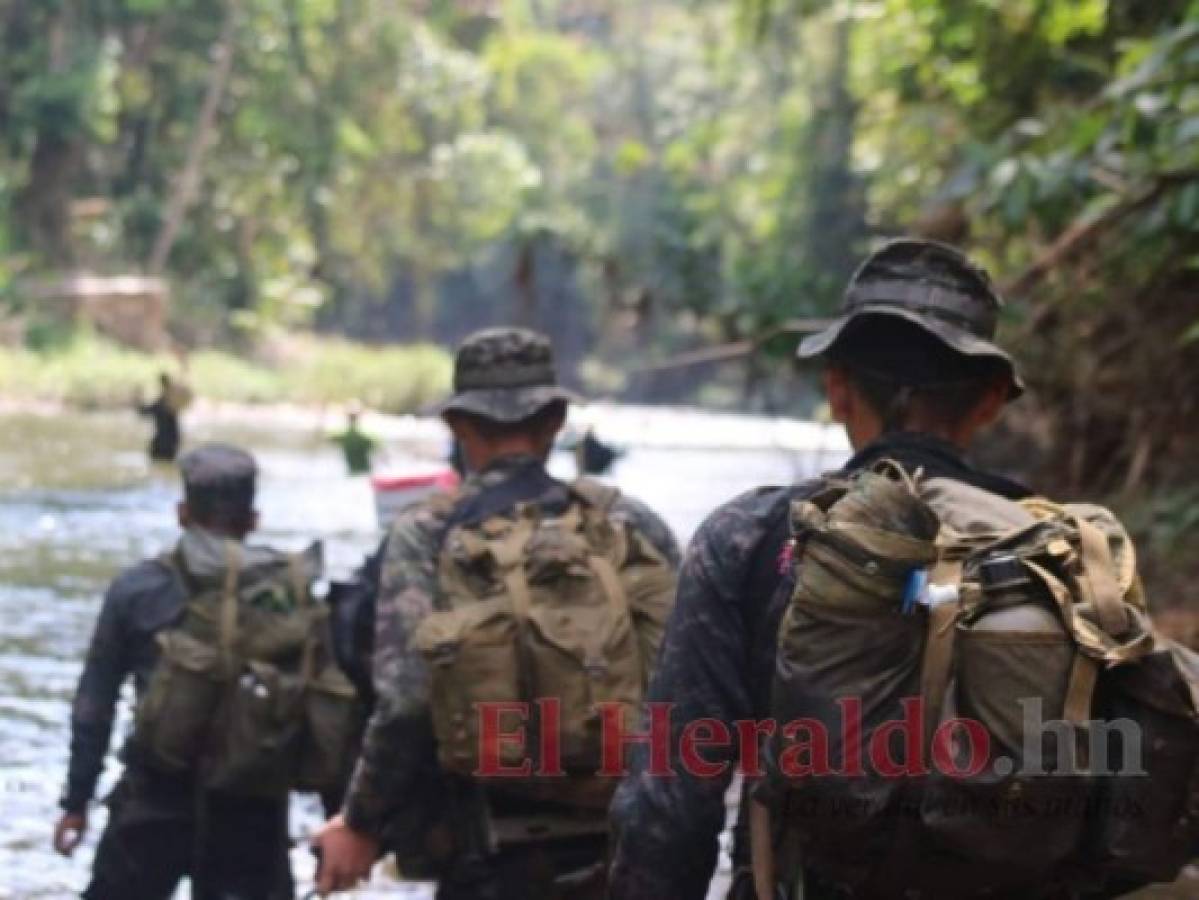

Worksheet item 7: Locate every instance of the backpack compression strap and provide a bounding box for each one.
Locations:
[919,558,963,751]
[219,541,241,675]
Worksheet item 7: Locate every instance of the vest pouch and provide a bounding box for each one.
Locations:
[133,631,224,772]
[296,663,361,795]
[526,584,642,771]
[1088,648,1199,884]
[772,593,926,890]
[922,600,1087,880]
[414,598,522,776]
[203,660,305,797]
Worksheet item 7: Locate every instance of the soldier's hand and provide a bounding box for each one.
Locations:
[313,814,379,896]
[53,812,87,857]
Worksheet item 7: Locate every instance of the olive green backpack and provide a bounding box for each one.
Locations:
[413,480,677,809]
[756,461,1199,899]
[132,540,361,799]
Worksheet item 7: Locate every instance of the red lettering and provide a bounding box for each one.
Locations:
[838,697,865,777]
[474,701,533,777]
[599,702,675,777]
[734,719,777,778]
[536,697,564,777]
[680,719,732,778]
[932,718,990,779]
[778,718,831,777]
[868,697,926,777]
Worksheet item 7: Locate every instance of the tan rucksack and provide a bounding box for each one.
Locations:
[413,480,676,808]
[757,461,1199,898]
[132,540,360,799]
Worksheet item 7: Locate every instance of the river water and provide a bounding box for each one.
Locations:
[0,405,846,899]
[2,407,1192,899]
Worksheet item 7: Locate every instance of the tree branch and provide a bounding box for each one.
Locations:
[1000,169,1199,298]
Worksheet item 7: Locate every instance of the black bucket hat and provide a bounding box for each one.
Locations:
[438,327,580,424]
[797,239,1024,399]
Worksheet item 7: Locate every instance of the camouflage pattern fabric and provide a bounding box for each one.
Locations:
[796,238,1025,398]
[607,433,1031,900]
[608,484,802,900]
[341,453,680,838]
[437,327,580,424]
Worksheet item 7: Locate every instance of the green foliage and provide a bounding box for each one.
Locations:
[0,333,451,414]
[0,0,1196,479]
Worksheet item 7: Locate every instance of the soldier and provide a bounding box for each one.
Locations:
[314,326,681,898]
[54,444,295,900]
[608,239,1030,899]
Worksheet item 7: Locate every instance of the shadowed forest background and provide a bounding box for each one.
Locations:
[1,0,1197,608]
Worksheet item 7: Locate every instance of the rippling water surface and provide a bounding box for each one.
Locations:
[0,407,841,899]
[4,408,1191,899]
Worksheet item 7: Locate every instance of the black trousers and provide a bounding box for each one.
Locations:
[84,767,293,900]
[435,835,608,900]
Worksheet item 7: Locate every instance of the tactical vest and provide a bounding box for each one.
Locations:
[755,461,1199,899]
[132,540,360,799]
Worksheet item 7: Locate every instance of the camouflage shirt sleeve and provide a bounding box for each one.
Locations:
[608,486,795,900]
[613,493,682,569]
[342,501,448,836]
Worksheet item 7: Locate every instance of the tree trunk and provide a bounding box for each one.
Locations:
[148,0,239,273]
[14,1,81,267]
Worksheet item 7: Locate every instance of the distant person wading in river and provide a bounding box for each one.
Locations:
[137,372,192,463]
[331,403,377,475]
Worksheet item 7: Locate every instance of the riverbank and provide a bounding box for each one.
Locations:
[0,333,452,414]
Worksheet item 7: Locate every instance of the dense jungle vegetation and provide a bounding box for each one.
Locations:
[1,1,1197,600]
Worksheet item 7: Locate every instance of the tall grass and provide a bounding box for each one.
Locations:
[0,333,452,414]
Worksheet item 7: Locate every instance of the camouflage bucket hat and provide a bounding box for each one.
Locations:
[438,327,580,423]
[797,238,1025,399]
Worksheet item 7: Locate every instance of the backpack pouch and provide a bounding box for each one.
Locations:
[133,630,224,772]
[525,575,643,771]
[1088,648,1199,884]
[296,662,362,795]
[414,598,522,776]
[922,618,1089,877]
[772,593,927,889]
[202,660,305,797]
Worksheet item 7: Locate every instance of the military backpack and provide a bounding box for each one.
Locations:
[755,461,1199,899]
[132,540,361,799]
[413,477,677,811]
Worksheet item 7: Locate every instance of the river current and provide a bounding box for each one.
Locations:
[2,406,1190,899]
[0,405,845,899]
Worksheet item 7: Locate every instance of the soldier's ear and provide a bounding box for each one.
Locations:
[965,376,1009,433]
[824,367,854,425]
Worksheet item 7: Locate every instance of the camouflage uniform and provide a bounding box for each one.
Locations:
[607,433,1030,899]
[609,241,1031,899]
[341,329,681,896]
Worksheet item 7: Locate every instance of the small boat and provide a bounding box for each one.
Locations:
[371,466,460,528]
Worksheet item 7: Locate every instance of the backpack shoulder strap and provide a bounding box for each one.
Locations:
[160,547,201,596]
